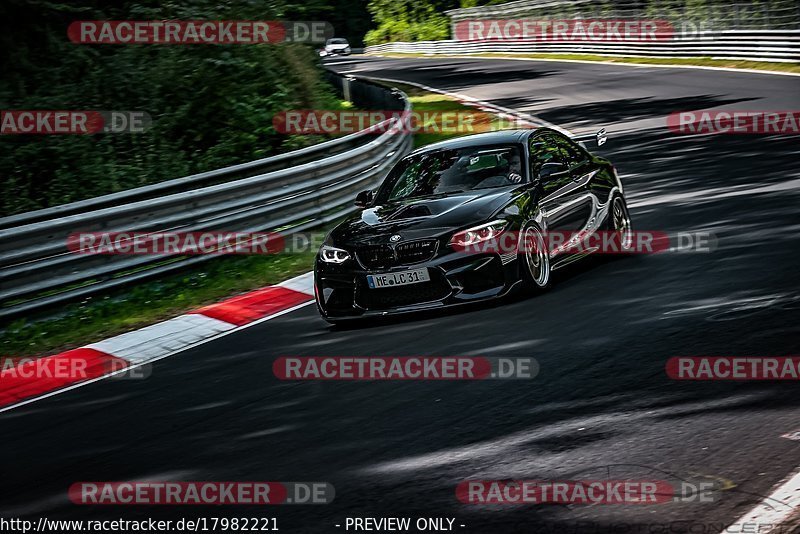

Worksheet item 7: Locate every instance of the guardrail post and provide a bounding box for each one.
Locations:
[343,75,356,103]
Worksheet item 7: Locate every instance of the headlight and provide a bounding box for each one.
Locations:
[319,245,351,264]
[450,220,508,247]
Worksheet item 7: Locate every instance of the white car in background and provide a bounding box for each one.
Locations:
[320,38,351,57]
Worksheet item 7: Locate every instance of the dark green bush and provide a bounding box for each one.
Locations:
[0,0,343,216]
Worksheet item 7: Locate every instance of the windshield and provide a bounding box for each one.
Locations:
[375,145,524,203]
[327,38,348,45]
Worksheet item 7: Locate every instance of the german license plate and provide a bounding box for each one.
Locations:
[367,268,430,289]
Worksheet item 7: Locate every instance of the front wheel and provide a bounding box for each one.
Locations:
[607,195,634,252]
[519,222,551,292]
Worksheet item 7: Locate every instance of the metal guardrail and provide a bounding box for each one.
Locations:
[366,30,800,63]
[0,74,412,321]
[444,0,800,30]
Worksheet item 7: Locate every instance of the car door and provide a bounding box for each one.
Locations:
[552,133,597,236]
[529,133,587,254]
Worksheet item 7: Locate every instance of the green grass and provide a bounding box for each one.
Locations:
[0,88,506,361]
[392,82,516,148]
[1,251,317,362]
[375,52,800,74]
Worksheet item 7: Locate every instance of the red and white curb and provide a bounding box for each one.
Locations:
[0,272,315,412]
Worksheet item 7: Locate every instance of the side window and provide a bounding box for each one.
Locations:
[529,135,566,181]
[554,135,589,168]
[387,159,422,200]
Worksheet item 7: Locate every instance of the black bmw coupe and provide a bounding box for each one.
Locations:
[314,128,632,323]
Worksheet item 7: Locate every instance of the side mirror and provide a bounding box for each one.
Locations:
[354,190,373,208]
[539,162,568,180]
[596,128,608,147]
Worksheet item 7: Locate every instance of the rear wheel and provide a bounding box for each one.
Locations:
[519,222,551,291]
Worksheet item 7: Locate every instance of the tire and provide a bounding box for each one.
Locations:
[519,222,551,292]
[606,194,634,253]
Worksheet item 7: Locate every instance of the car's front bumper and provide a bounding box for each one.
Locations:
[314,249,520,321]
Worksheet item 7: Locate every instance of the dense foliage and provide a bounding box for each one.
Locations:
[364,0,456,45]
[0,0,353,216]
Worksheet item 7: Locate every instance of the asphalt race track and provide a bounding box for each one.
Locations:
[1,56,799,533]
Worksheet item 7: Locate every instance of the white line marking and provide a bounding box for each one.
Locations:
[726,468,800,533]
[0,297,315,414]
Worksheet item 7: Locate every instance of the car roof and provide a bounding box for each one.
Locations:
[408,129,539,156]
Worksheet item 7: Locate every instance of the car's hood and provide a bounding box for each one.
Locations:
[326,44,349,50]
[330,187,521,247]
